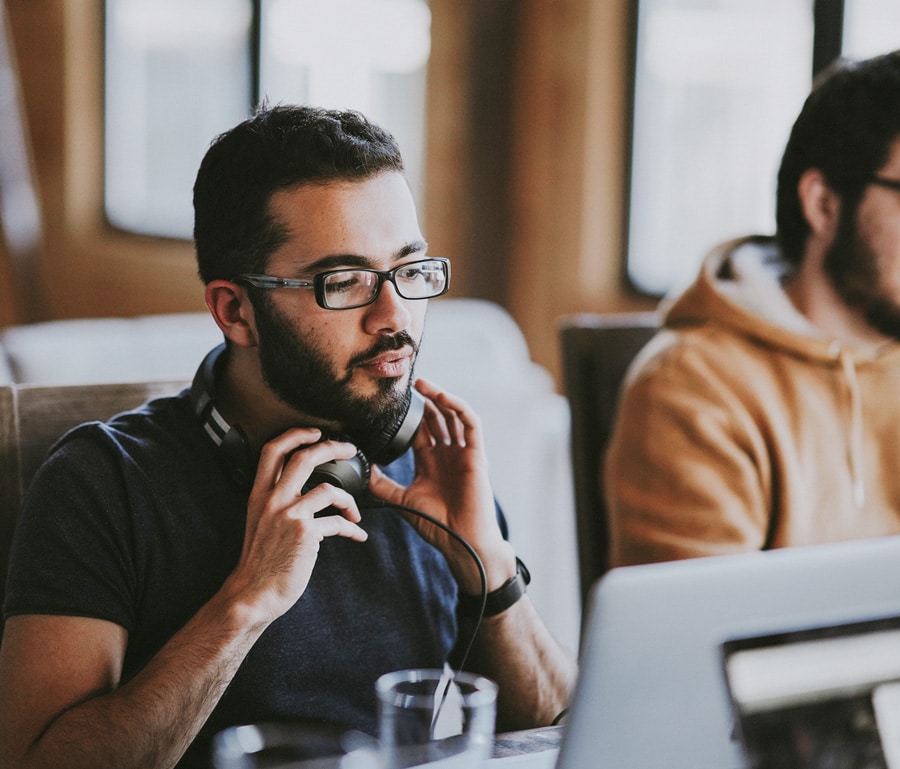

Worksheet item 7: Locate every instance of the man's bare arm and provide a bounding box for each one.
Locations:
[461,595,577,732]
[0,431,369,769]
[0,589,268,769]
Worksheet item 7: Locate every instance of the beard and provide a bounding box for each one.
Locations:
[824,203,900,342]
[252,296,419,463]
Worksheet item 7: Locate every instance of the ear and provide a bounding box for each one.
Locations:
[797,168,841,242]
[205,280,259,348]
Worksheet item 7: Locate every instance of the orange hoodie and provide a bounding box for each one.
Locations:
[606,235,900,567]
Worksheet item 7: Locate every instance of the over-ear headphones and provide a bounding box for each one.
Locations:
[190,343,424,497]
[190,344,255,489]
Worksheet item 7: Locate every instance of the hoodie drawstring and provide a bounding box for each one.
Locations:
[838,349,866,509]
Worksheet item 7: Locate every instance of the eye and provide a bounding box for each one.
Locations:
[325,272,365,294]
[330,278,358,293]
[396,266,424,281]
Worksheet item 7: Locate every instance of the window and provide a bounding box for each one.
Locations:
[103,0,431,240]
[842,0,900,58]
[626,0,900,297]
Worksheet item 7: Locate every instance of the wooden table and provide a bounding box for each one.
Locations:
[491,725,564,758]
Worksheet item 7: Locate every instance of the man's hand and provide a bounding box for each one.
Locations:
[224,428,370,626]
[368,379,516,594]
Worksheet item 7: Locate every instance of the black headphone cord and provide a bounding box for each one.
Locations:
[361,497,487,675]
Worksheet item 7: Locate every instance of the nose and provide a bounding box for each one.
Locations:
[363,278,413,334]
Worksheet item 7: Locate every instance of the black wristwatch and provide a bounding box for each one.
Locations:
[458,557,531,618]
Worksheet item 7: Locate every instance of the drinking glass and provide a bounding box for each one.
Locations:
[376,668,498,769]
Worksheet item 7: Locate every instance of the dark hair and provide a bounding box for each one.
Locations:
[776,50,900,265]
[193,105,405,283]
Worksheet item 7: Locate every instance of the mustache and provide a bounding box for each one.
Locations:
[348,331,418,369]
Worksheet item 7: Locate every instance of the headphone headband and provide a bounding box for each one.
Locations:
[190,343,253,487]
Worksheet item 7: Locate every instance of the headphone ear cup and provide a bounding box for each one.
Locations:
[309,434,371,498]
[366,389,425,465]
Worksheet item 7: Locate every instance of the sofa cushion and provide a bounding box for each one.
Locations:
[0,313,222,385]
[0,350,13,385]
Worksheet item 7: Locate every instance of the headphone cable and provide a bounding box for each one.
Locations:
[362,497,487,675]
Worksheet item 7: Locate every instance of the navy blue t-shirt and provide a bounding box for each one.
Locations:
[4,390,467,766]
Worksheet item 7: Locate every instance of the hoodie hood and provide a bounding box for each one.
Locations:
[664,234,900,510]
[664,235,900,365]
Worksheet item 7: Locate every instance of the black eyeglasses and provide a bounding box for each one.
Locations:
[235,257,451,310]
[870,176,900,193]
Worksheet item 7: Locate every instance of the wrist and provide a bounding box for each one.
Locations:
[480,540,518,591]
[458,557,531,618]
[215,575,280,634]
[451,539,516,594]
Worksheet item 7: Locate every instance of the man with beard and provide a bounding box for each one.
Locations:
[0,106,576,769]
[605,50,900,567]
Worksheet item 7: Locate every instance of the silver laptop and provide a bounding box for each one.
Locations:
[555,535,900,769]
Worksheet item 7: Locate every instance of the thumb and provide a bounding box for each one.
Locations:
[367,464,406,505]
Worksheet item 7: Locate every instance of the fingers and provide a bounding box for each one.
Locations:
[254,428,356,486]
[255,428,359,487]
[295,483,364,528]
[305,509,369,543]
[414,378,483,450]
[231,484,367,622]
[252,427,321,494]
[246,429,366,546]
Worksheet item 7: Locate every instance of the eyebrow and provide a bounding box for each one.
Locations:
[303,240,429,273]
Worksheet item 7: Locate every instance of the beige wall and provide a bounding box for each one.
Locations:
[2,0,653,385]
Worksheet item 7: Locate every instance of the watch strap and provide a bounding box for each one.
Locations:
[458,557,531,618]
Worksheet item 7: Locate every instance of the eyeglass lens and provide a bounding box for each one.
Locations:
[321,261,447,308]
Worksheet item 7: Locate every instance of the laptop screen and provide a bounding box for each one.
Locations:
[722,615,900,769]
